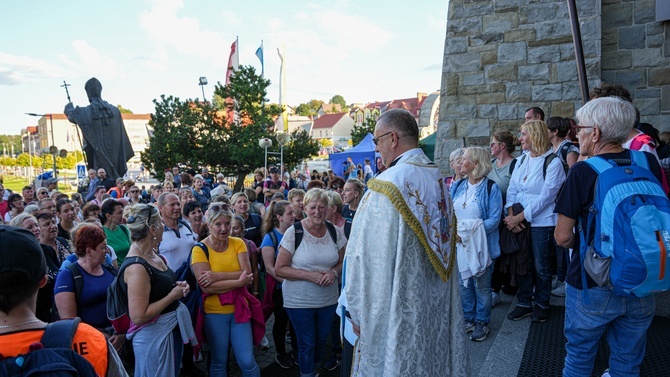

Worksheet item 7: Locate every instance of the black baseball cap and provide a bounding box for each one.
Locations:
[0,226,46,286]
[269,166,279,173]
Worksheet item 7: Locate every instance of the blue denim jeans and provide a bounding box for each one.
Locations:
[563,284,655,377]
[286,304,337,377]
[516,226,554,309]
[458,262,494,324]
[204,313,260,377]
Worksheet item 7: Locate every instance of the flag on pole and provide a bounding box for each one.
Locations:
[255,41,264,79]
[226,37,239,85]
[278,45,288,133]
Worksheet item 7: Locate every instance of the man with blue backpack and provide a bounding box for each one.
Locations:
[555,97,670,377]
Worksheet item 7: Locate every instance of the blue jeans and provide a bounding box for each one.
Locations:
[516,226,554,309]
[563,284,655,377]
[286,304,337,377]
[204,313,260,377]
[458,262,494,324]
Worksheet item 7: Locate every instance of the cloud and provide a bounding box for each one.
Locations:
[67,40,122,78]
[0,52,65,86]
[138,0,228,64]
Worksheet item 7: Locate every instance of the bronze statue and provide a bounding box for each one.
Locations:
[64,78,134,180]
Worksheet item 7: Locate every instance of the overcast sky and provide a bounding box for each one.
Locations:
[0,0,448,134]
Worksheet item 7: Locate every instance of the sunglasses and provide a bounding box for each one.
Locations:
[209,203,231,213]
[332,185,341,190]
[38,191,48,195]
[127,205,154,225]
[130,190,140,193]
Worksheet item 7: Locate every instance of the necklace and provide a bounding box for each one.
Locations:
[462,181,479,209]
[135,242,154,256]
[0,319,40,329]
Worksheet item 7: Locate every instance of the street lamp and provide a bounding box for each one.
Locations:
[22,131,33,182]
[199,77,208,102]
[26,112,57,178]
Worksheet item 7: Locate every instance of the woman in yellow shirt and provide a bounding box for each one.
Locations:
[191,204,259,377]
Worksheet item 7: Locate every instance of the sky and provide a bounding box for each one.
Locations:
[0,0,448,135]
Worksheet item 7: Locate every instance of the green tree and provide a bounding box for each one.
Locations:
[350,115,377,145]
[142,65,318,190]
[0,135,22,157]
[294,99,324,117]
[117,105,133,114]
[329,95,348,111]
[319,138,333,148]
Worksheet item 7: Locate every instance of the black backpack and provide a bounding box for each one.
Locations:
[293,221,338,250]
[0,318,97,377]
[52,262,117,321]
[517,153,559,178]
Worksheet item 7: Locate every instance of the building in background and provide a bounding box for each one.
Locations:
[311,113,355,149]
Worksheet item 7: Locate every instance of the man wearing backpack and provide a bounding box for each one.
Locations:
[0,226,128,377]
[555,97,665,377]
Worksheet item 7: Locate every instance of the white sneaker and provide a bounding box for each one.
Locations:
[551,281,566,297]
[491,292,501,307]
[260,335,269,350]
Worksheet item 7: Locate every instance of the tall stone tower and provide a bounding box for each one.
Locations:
[436,0,670,172]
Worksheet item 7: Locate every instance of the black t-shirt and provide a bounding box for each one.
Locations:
[244,213,263,247]
[554,150,663,289]
[341,204,356,220]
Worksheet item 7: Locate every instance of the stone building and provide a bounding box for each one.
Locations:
[437,0,670,172]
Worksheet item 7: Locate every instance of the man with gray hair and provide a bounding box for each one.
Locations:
[555,97,664,377]
[343,109,468,376]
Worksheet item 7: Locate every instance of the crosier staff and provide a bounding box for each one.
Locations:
[61,80,88,168]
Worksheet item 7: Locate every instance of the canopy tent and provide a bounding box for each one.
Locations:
[328,133,380,177]
[420,132,437,161]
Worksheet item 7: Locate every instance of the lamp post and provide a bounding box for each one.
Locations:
[199,77,208,102]
[26,113,57,178]
[22,131,33,182]
[259,133,291,178]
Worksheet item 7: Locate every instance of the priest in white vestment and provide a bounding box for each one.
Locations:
[344,109,469,377]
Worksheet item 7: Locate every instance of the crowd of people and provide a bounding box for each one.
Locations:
[0,84,668,377]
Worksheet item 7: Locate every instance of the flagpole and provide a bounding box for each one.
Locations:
[261,40,264,79]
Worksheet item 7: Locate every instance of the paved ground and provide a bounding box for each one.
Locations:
[185,289,670,377]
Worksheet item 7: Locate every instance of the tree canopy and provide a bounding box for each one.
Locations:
[329,95,347,111]
[350,115,377,145]
[142,65,319,190]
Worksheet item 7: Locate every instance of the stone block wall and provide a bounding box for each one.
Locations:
[437,0,669,173]
[601,0,670,127]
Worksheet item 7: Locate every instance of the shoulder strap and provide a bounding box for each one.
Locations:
[559,141,573,161]
[101,262,118,277]
[66,263,84,304]
[178,218,193,233]
[194,241,209,260]
[630,133,655,150]
[630,150,650,170]
[518,154,526,168]
[294,222,304,251]
[585,155,617,174]
[486,178,495,195]
[41,317,80,349]
[509,158,517,174]
[543,153,558,179]
[269,230,278,251]
[325,221,338,244]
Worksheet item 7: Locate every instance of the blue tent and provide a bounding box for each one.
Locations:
[328,133,379,177]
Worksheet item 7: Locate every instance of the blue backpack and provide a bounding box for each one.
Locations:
[0,318,97,376]
[581,150,670,297]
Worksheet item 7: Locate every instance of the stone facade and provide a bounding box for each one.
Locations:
[437,0,670,173]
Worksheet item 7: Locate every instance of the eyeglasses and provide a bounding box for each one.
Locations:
[127,205,154,225]
[576,125,594,132]
[209,203,231,213]
[130,190,140,193]
[38,191,48,196]
[372,131,393,146]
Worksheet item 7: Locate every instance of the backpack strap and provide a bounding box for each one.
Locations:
[66,263,84,306]
[543,153,557,179]
[40,317,80,349]
[559,141,574,162]
[269,230,278,251]
[486,178,495,195]
[454,178,467,193]
[178,218,193,233]
[585,156,617,174]
[325,221,338,245]
[509,158,517,174]
[194,241,209,261]
[630,133,655,150]
[630,150,650,170]
[294,222,304,251]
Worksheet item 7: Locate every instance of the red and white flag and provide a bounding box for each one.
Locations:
[225,37,239,85]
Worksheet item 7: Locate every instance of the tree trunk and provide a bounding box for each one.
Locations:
[233,172,247,192]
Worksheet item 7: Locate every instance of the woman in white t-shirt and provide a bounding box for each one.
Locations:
[275,188,346,377]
